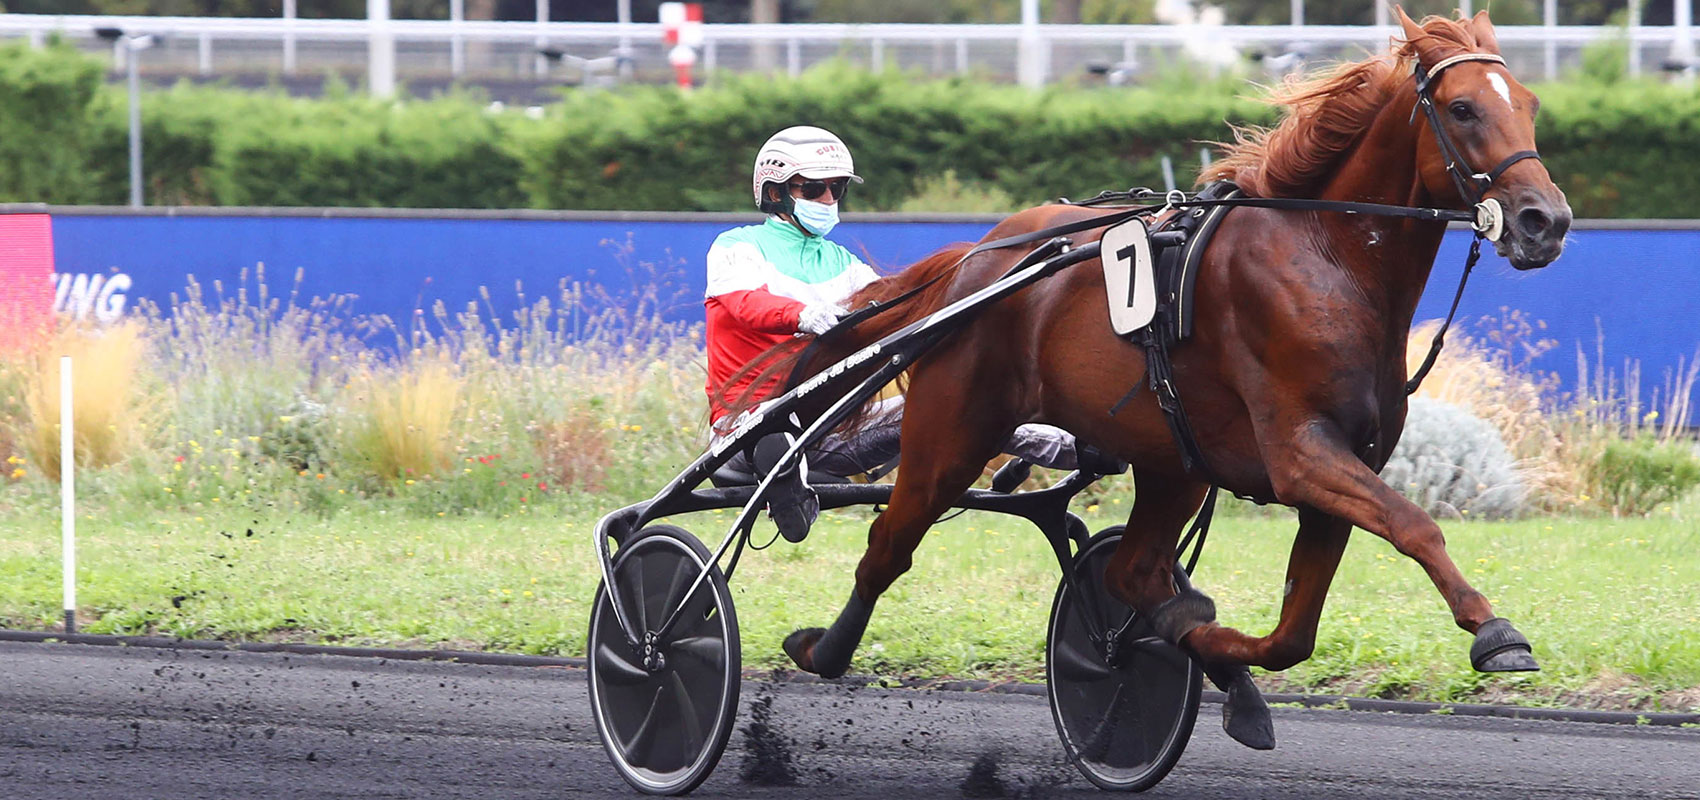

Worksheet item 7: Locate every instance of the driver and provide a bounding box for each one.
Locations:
[705,126,1090,543]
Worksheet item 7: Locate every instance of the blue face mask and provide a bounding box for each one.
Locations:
[792,197,839,237]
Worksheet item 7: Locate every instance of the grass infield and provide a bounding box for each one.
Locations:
[0,501,1695,713]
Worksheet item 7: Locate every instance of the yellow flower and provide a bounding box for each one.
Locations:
[163,487,173,493]
[213,429,223,436]
[8,468,24,479]
[405,479,416,486]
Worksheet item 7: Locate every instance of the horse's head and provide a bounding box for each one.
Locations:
[1399,9,1571,270]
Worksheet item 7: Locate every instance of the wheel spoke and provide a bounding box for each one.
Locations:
[625,554,650,632]
[595,641,651,687]
[620,685,669,767]
[1052,637,1113,683]
[1078,682,1126,761]
[658,555,698,628]
[669,635,725,671]
[668,671,706,757]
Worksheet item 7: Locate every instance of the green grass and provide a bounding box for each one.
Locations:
[1,497,1695,712]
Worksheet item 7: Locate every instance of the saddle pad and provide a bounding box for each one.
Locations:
[1099,216,1157,335]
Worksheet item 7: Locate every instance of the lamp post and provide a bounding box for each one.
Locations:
[95,27,154,208]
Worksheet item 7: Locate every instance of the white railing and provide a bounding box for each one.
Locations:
[1,14,1693,92]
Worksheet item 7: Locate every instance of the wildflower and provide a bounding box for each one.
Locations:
[163,487,173,493]
[1086,504,1100,513]
[213,429,223,436]
[9,468,24,480]
[316,473,325,479]
[537,482,548,491]
[175,455,185,463]
[5,455,21,464]
[405,479,416,486]
[521,472,531,479]
[523,590,533,598]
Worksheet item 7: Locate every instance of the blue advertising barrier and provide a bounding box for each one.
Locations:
[30,206,1700,411]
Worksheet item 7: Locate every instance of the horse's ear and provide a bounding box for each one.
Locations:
[1467,9,1502,54]
[1396,6,1426,45]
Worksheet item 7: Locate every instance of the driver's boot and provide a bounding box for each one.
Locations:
[753,433,819,543]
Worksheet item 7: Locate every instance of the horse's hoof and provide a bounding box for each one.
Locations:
[1222,672,1276,750]
[783,628,827,674]
[1470,617,1540,673]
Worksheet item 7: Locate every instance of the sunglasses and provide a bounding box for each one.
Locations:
[789,177,851,201]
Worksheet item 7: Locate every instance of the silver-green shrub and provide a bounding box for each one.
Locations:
[1381,397,1527,519]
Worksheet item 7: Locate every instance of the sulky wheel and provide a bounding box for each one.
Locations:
[588,525,740,795]
[1046,525,1203,791]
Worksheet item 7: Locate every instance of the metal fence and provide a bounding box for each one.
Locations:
[1,14,1695,94]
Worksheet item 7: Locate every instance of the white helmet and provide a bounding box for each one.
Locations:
[751,126,863,213]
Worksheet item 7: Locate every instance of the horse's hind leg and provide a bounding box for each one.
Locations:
[1103,473,1274,749]
[784,384,1009,679]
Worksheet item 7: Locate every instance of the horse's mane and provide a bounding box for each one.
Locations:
[1200,14,1489,197]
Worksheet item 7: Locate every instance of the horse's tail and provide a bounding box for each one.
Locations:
[714,243,974,427]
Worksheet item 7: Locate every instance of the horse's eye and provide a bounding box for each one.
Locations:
[1449,102,1477,122]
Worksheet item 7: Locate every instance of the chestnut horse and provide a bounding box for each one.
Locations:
[774,10,1569,748]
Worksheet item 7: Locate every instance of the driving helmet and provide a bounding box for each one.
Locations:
[751,126,863,214]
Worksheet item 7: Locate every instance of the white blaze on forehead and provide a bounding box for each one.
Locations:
[1486,72,1513,107]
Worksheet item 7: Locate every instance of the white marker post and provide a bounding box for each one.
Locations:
[60,355,75,635]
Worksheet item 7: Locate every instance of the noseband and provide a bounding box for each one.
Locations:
[1410,52,1542,237]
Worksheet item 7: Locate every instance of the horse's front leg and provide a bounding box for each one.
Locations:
[1250,419,1538,673]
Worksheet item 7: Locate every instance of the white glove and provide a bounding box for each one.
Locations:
[797,303,847,335]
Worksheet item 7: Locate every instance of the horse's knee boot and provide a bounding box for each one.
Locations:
[784,591,875,679]
[1470,617,1539,673]
[1218,667,1275,750]
[1149,589,1216,646]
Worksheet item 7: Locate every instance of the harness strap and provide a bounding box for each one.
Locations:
[1404,234,1485,395]
[1173,195,1475,223]
[1175,485,1219,574]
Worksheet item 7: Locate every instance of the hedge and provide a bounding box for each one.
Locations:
[2,40,1696,217]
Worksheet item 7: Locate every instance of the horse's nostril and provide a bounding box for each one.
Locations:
[1516,206,1552,237]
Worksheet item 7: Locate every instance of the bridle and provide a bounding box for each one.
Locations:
[1410,52,1542,239]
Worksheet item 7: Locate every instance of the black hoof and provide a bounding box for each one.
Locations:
[1222,671,1276,750]
[1470,617,1540,673]
[783,628,827,675]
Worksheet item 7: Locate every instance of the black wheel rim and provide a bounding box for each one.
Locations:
[1047,529,1201,791]
[589,526,739,795]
